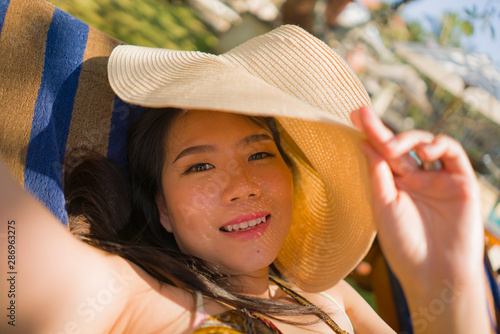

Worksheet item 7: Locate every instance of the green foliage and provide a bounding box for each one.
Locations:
[438,12,474,47]
[47,0,217,51]
[382,10,474,47]
[461,21,474,36]
[466,3,498,39]
[407,21,427,42]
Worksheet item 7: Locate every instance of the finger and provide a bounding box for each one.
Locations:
[350,106,364,130]
[360,143,398,205]
[357,106,394,145]
[389,152,422,177]
[355,108,421,176]
[383,130,435,159]
[356,107,444,177]
[368,130,435,177]
[415,135,475,177]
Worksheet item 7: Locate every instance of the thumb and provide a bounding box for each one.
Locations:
[360,142,397,207]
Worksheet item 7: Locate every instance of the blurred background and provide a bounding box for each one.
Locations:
[46,0,500,328]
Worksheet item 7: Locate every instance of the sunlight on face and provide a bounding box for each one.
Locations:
[156,110,294,276]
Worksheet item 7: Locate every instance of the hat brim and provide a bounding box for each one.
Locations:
[109,45,345,125]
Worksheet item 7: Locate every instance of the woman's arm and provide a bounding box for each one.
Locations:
[0,159,199,334]
[0,159,132,333]
[351,106,490,333]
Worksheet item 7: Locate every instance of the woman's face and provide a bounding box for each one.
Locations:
[156,110,294,276]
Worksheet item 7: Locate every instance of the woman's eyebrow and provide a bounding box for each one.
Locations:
[173,145,215,163]
[173,133,273,163]
[238,133,273,147]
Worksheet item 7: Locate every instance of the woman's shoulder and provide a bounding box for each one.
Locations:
[106,256,198,333]
[320,279,396,333]
[271,277,355,332]
[321,279,351,305]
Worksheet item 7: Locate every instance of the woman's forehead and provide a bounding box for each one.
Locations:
[164,111,272,157]
[168,111,270,141]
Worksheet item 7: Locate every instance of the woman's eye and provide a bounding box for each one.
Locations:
[249,152,275,161]
[184,163,214,174]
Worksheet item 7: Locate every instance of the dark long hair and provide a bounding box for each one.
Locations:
[64,108,318,324]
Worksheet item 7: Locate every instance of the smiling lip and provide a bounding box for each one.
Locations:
[220,212,270,241]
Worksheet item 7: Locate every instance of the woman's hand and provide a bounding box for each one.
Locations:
[351,106,489,333]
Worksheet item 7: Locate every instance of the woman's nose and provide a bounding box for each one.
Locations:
[221,169,261,203]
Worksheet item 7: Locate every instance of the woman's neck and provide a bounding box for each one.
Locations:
[227,267,281,299]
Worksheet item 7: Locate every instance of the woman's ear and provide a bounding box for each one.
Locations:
[155,193,173,233]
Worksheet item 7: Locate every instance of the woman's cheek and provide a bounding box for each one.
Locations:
[266,165,293,197]
[175,181,217,215]
[268,165,294,222]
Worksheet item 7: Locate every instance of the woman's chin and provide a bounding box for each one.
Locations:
[214,253,278,278]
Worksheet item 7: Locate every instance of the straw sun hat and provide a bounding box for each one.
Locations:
[108,24,376,293]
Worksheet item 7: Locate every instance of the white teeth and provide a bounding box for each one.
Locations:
[222,216,267,232]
